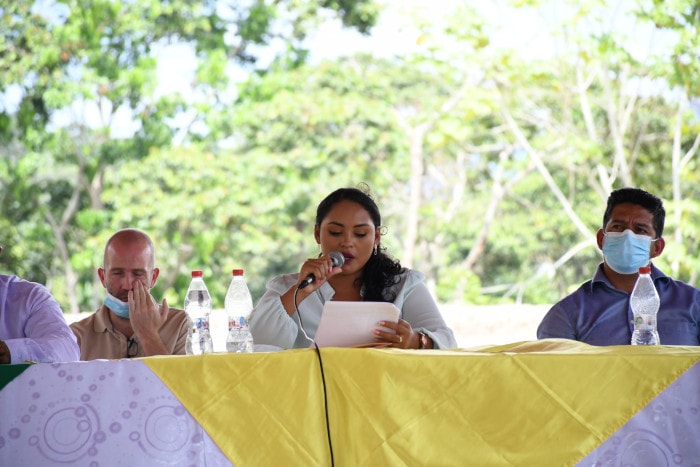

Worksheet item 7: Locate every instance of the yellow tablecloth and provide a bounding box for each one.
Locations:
[144,340,700,466]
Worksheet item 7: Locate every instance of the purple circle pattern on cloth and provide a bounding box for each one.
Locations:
[0,360,232,466]
[579,361,700,466]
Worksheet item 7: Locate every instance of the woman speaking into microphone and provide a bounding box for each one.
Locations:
[249,185,457,350]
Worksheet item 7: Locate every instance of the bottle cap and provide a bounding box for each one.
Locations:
[638,266,651,274]
[191,270,203,277]
[232,269,244,276]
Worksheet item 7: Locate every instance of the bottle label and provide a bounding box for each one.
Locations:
[195,317,210,331]
[227,316,249,330]
[633,314,656,330]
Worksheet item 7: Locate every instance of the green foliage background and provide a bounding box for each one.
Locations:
[1,0,699,313]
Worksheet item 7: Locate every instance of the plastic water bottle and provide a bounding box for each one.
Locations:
[224,269,254,353]
[184,270,214,355]
[630,266,660,346]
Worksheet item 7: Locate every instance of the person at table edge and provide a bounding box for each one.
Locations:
[250,185,457,350]
[0,245,80,364]
[70,228,188,359]
[537,187,700,345]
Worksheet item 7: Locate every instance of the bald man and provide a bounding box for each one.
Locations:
[71,229,188,359]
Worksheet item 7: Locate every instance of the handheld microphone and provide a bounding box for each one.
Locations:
[298,251,345,289]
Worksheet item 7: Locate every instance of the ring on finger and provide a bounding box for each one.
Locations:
[398,335,403,343]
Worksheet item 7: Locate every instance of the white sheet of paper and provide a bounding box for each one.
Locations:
[313,301,401,348]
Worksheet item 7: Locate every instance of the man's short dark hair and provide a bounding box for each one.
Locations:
[603,188,665,237]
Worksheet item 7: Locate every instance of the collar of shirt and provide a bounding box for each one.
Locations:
[589,262,671,293]
[93,306,120,335]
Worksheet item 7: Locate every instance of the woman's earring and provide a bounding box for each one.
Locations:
[373,244,378,255]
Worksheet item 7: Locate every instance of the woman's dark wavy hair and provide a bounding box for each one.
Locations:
[315,185,404,302]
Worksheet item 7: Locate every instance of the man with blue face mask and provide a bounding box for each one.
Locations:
[70,229,188,359]
[537,187,700,345]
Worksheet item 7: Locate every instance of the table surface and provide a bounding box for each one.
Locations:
[1,339,699,466]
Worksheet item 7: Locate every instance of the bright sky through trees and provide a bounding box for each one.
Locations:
[3,0,698,311]
[19,0,678,140]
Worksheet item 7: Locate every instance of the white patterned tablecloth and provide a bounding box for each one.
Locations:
[0,360,232,467]
[579,361,700,466]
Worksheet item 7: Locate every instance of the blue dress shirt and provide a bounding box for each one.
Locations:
[537,263,700,345]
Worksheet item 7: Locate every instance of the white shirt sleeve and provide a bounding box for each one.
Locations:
[393,270,458,349]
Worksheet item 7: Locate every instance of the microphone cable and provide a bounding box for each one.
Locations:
[294,286,335,467]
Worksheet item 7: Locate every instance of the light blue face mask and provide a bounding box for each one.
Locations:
[602,229,654,274]
[104,292,131,319]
